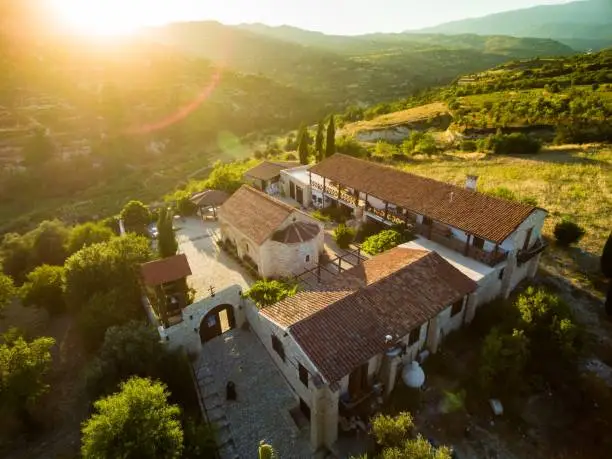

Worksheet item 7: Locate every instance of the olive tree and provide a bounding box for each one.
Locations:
[20,265,65,315]
[0,330,55,416]
[81,377,183,459]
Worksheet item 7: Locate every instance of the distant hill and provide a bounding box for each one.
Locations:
[149,21,573,107]
[416,0,612,51]
[239,23,574,58]
[340,48,612,142]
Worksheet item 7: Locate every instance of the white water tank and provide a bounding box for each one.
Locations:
[402,361,426,389]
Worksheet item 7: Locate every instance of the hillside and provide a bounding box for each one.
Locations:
[417,0,612,51]
[343,48,612,142]
[0,27,324,233]
[150,21,573,106]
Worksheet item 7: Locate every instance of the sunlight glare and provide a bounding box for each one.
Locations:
[50,0,144,37]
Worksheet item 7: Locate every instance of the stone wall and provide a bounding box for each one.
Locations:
[259,211,324,279]
[160,285,245,356]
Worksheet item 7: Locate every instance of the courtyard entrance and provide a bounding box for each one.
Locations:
[199,304,236,343]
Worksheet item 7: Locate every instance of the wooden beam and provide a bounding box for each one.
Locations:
[323,177,326,195]
[384,202,389,221]
[464,234,471,256]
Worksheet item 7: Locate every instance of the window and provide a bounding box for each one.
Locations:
[271,335,285,362]
[473,236,485,250]
[451,298,464,317]
[305,254,310,262]
[299,363,309,387]
[498,268,505,280]
[523,227,533,250]
[300,398,311,420]
[312,194,317,202]
[408,327,420,346]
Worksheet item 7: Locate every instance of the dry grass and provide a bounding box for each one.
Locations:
[343,102,449,134]
[399,144,612,257]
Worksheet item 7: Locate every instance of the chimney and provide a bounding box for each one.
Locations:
[466,175,479,191]
[449,192,454,203]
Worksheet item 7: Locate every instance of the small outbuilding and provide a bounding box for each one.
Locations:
[141,253,192,326]
[190,189,230,219]
[218,185,324,279]
[244,160,299,195]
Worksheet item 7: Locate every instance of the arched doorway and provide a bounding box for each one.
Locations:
[199,304,236,343]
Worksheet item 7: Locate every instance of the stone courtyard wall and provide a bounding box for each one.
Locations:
[160,285,245,355]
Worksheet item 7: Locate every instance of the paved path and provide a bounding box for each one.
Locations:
[175,217,252,299]
[194,329,312,459]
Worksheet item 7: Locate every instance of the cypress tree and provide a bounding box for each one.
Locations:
[297,124,309,165]
[325,115,336,158]
[157,207,178,258]
[315,120,324,162]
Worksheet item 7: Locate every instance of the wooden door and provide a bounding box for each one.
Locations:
[290,182,296,199]
[296,186,303,205]
[348,362,369,399]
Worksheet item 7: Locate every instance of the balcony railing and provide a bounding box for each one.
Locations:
[414,223,508,267]
[517,238,547,265]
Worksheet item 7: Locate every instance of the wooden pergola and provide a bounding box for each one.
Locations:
[190,189,230,219]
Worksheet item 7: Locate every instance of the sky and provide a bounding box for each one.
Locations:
[50,0,572,36]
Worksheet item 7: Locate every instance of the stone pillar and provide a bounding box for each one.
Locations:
[323,388,339,449]
[310,387,326,451]
[234,290,247,329]
[527,252,541,279]
[426,316,441,354]
[464,294,478,324]
[501,252,517,299]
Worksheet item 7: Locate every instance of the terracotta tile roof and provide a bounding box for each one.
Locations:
[261,247,477,384]
[271,221,321,243]
[309,154,540,244]
[190,189,230,208]
[218,185,301,245]
[244,161,300,181]
[141,254,192,287]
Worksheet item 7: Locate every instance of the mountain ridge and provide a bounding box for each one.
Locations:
[415,0,612,50]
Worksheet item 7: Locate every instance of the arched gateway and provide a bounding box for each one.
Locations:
[199,304,236,343]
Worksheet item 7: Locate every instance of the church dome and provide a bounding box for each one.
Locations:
[272,221,320,244]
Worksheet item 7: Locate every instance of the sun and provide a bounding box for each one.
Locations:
[50,0,144,37]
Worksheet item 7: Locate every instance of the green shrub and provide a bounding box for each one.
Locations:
[320,205,352,224]
[362,229,405,255]
[245,280,298,308]
[333,224,355,249]
[479,327,530,395]
[460,140,477,152]
[312,210,331,223]
[554,218,585,246]
[489,133,541,155]
[355,220,386,243]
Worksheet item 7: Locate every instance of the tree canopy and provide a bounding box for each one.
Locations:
[67,222,115,255]
[30,219,70,267]
[64,234,152,312]
[297,124,309,165]
[81,377,184,459]
[325,115,336,158]
[0,273,15,311]
[157,207,178,259]
[87,322,165,396]
[315,120,325,162]
[0,330,55,415]
[19,264,66,315]
[370,412,452,459]
[120,200,151,235]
